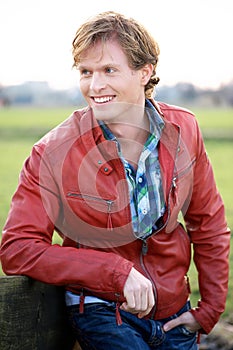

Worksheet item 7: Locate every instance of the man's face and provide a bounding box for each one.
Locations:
[78,39,149,123]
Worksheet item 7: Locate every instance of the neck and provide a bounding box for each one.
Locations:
[106,111,150,141]
[107,113,150,170]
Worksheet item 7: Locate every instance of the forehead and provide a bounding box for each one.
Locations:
[78,39,129,67]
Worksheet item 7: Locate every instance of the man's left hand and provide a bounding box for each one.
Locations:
[163,311,201,333]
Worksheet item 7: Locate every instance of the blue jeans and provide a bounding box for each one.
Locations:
[67,300,198,350]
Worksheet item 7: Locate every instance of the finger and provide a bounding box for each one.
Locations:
[121,267,155,316]
[120,301,139,314]
[163,317,181,332]
[138,287,155,318]
[120,294,136,311]
[123,285,144,312]
[163,311,200,333]
[120,288,147,314]
[138,287,148,312]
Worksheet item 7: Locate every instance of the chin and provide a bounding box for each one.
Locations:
[92,101,134,122]
[92,103,120,121]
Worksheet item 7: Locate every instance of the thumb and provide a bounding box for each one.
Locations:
[163,317,181,332]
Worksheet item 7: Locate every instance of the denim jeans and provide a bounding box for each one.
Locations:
[67,300,198,350]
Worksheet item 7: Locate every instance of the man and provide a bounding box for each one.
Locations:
[0,11,230,350]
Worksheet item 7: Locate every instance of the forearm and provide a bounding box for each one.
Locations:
[190,228,230,334]
[0,234,133,293]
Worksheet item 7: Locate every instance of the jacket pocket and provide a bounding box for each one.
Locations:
[66,192,115,230]
[67,192,114,210]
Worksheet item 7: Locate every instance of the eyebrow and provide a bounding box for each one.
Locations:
[78,63,121,70]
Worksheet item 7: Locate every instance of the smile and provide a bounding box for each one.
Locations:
[93,96,114,103]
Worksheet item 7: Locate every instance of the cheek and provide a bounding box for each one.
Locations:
[79,79,89,96]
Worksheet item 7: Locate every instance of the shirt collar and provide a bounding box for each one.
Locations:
[145,99,164,139]
[98,120,116,141]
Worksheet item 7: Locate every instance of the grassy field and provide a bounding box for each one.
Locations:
[0,106,232,317]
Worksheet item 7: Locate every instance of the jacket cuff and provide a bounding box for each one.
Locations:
[113,257,134,295]
[190,300,222,334]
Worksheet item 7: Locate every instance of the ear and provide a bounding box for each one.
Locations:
[141,64,153,85]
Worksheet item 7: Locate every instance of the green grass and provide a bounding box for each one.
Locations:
[0,106,232,318]
[0,107,75,141]
[0,140,33,229]
[194,108,233,129]
[0,107,74,129]
[1,106,232,129]
[204,140,233,228]
[194,108,233,139]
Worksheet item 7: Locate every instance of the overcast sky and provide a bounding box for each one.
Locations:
[0,0,232,89]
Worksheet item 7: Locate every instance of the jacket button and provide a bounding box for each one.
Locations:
[104,167,109,172]
[98,160,102,165]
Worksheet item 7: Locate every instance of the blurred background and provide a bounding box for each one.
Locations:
[0,0,233,107]
[0,1,233,345]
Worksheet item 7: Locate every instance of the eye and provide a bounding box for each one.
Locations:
[80,69,92,76]
[105,67,115,74]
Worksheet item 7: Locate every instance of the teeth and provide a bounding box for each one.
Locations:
[94,96,113,103]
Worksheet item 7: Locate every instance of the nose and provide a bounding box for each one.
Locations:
[89,72,107,92]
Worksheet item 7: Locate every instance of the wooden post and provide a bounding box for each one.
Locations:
[0,275,77,350]
[1,275,232,349]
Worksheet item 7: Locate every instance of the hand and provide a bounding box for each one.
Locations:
[120,267,155,318]
[163,310,201,333]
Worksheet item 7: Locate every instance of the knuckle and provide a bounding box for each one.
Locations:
[148,301,154,308]
[143,281,152,291]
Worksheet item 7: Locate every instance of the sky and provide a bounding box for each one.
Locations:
[0,0,233,90]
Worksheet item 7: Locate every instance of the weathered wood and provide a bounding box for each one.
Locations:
[1,275,232,349]
[0,275,76,350]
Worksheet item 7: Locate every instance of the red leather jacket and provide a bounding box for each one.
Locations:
[0,101,230,334]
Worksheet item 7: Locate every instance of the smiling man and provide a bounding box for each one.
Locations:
[0,11,230,350]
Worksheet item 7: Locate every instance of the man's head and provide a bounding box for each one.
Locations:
[72,11,160,99]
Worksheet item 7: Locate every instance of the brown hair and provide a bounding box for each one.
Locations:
[72,11,160,98]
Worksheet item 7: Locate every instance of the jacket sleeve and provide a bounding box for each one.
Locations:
[184,120,230,334]
[0,145,133,296]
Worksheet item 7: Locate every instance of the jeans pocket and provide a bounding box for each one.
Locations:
[179,325,197,336]
[148,321,166,346]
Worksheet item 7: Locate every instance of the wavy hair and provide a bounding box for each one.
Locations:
[72,11,160,98]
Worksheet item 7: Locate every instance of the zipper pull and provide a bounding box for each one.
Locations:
[107,200,113,231]
[172,177,177,189]
[79,291,85,314]
[115,302,123,326]
[142,240,148,256]
[172,177,178,205]
[114,293,123,326]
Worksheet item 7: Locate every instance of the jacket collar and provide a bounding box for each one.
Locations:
[78,101,181,179]
[79,107,114,175]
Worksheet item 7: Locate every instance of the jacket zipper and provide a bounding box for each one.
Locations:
[139,182,173,319]
[139,134,182,318]
[140,240,157,319]
[174,157,196,181]
[139,169,188,318]
[67,192,114,230]
[172,177,178,205]
[107,200,114,230]
[171,157,196,206]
